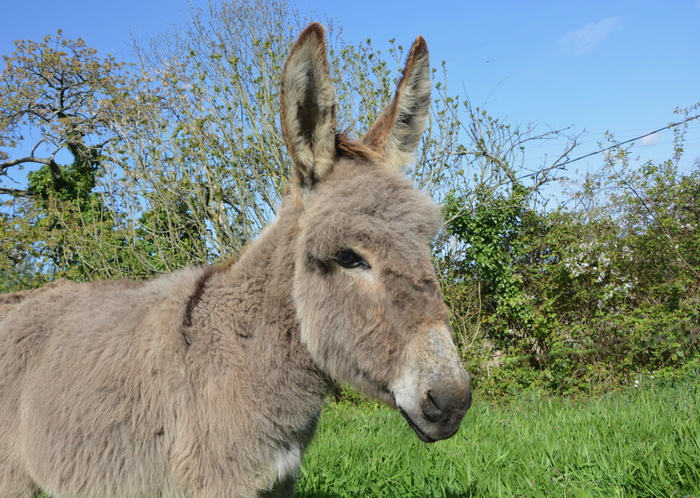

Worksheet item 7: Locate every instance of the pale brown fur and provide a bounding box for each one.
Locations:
[0,23,471,497]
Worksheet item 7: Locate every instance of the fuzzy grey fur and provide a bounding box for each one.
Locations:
[0,23,471,497]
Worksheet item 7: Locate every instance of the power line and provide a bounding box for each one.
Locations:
[520,121,700,152]
[558,113,700,168]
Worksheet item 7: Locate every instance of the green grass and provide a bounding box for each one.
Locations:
[297,376,700,497]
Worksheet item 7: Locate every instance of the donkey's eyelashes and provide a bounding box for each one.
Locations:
[334,249,370,270]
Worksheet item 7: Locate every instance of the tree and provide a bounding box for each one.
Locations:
[437,98,580,357]
[0,31,141,197]
[0,31,145,289]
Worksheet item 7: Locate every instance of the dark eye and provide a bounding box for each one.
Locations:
[334,249,370,270]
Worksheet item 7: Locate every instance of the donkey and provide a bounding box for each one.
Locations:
[0,23,471,497]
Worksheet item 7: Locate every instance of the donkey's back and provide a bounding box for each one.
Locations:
[0,269,204,497]
[0,279,74,321]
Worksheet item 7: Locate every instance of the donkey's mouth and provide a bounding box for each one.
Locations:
[398,407,438,443]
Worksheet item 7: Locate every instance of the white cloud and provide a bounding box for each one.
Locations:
[639,132,661,147]
[558,17,621,55]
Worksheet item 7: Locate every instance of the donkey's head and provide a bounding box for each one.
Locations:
[281,23,471,442]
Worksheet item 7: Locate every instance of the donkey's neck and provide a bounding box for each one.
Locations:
[189,205,330,433]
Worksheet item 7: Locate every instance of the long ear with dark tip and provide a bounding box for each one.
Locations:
[280,23,337,199]
[361,36,431,170]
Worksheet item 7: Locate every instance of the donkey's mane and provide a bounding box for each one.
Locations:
[182,257,239,330]
[335,131,378,160]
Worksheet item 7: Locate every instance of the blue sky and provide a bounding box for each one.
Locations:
[3,0,700,181]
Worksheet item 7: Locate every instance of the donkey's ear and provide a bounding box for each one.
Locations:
[362,36,431,170]
[280,23,337,196]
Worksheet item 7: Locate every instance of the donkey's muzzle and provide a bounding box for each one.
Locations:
[401,375,472,442]
[391,327,472,442]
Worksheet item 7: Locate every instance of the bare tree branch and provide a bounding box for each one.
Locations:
[1,156,53,173]
[0,187,32,197]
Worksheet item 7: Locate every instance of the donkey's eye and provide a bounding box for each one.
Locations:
[334,249,370,270]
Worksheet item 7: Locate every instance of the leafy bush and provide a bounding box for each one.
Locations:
[440,107,700,396]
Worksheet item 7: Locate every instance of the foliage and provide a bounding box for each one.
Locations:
[0,200,49,291]
[439,104,700,395]
[444,182,539,353]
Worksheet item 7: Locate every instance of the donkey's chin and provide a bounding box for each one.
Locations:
[397,404,466,443]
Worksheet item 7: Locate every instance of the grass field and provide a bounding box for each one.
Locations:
[296,376,700,497]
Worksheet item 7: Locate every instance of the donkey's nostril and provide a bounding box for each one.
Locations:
[421,390,443,422]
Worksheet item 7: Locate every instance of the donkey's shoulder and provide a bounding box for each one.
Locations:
[83,266,224,327]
